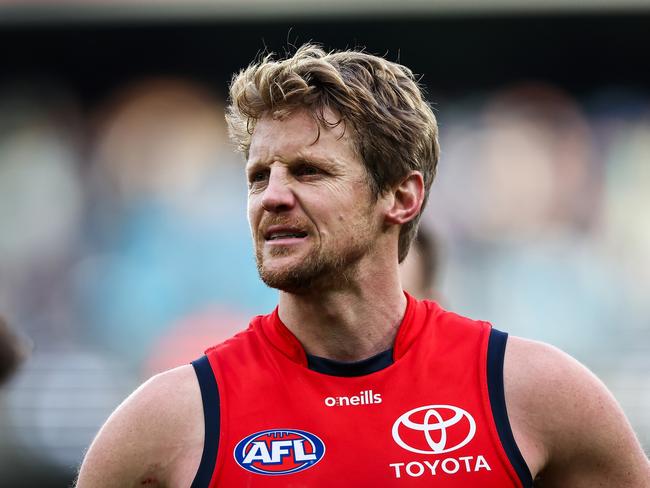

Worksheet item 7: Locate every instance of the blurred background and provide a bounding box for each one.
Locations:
[1,1,649,485]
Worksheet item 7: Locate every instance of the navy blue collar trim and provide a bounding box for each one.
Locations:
[306,348,394,377]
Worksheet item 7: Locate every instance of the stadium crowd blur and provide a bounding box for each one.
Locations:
[0,72,649,484]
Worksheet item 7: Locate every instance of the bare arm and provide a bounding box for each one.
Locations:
[76,365,204,488]
[504,336,650,488]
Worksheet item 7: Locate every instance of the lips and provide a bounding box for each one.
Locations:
[263,226,308,241]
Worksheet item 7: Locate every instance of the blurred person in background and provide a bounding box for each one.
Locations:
[77,45,649,487]
[399,226,441,301]
[76,78,275,360]
[425,83,625,358]
[0,80,136,486]
[0,81,84,346]
[0,316,26,385]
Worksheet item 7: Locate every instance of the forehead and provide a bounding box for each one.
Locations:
[247,108,356,165]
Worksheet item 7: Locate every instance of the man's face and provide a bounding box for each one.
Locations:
[246,108,382,293]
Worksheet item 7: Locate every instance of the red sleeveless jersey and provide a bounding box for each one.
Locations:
[190,294,532,487]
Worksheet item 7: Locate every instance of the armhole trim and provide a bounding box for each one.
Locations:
[190,355,220,488]
[487,329,533,488]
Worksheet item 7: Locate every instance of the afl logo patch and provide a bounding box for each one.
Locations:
[234,429,326,475]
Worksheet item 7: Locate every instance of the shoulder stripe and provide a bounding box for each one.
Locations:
[190,355,220,488]
[487,328,534,488]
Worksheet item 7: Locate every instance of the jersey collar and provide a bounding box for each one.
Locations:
[258,292,429,369]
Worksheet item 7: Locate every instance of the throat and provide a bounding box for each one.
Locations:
[278,289,407,363]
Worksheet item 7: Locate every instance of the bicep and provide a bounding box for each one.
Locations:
[505,337,650,488]
[76,365,203,488]
[539,367,649,487]
[76,390,163,487]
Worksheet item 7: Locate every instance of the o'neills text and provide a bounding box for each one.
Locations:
[324,390,382,407]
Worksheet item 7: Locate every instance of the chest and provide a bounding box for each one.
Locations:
[211,347,520,487]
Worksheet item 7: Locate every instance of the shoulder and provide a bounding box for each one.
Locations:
[76,364,204,488]
[503,336,650,487]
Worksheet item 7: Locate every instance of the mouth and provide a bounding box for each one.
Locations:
[263,227,309,242]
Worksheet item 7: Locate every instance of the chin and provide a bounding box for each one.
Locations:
[255,240,367,293]
[257,262,313,292]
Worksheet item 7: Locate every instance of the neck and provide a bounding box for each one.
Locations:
[277,264,407,362]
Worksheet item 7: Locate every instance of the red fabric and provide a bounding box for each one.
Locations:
[204,294,523,487]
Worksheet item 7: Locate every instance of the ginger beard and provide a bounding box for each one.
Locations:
[253,198,380,294]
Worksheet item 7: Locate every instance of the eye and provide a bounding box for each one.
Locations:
[294,164,320,177]
[248,169,269,188]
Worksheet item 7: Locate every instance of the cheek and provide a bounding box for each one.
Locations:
[247,200,259,234]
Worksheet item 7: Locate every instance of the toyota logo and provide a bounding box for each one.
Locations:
[391,405,476,454]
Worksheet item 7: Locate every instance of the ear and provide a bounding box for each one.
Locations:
[384,171,425,225]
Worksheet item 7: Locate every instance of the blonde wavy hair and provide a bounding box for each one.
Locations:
[226,44,439,262]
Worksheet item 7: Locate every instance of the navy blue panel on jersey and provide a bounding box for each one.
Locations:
[307,348,394,377]
[190,355,220,488]
[487,328,534,488]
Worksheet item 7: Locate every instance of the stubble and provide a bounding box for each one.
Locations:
[255,212,377,294]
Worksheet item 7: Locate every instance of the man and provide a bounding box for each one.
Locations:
[77,45,649,487]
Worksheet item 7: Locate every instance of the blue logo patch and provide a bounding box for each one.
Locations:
[234,429,326,475]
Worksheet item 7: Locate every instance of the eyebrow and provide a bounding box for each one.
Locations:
[246,156,337,175]
[245,160,267,176]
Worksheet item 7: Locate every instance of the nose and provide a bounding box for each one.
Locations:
[261,167,296,213]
